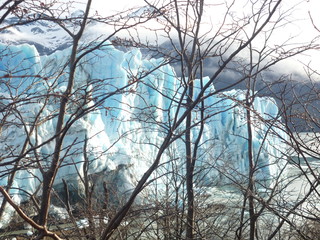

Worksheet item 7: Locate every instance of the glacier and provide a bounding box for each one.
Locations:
[0,42,287,227]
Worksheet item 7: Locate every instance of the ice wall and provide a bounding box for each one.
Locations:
[0,42,287,227]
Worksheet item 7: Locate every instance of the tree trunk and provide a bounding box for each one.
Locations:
[186,76,194,239]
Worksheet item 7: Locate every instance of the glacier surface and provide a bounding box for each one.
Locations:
[0,42,286,227]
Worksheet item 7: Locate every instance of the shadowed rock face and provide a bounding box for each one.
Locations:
[52,164,135,210]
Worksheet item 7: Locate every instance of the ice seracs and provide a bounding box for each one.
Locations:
[0,42,287,227]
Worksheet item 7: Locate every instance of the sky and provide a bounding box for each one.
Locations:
[91,0,145,14]
[88,0,320,46]
[87,0,320,76]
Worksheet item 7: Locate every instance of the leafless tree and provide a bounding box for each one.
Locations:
[0,0,319,240]
[0,0,165,239]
